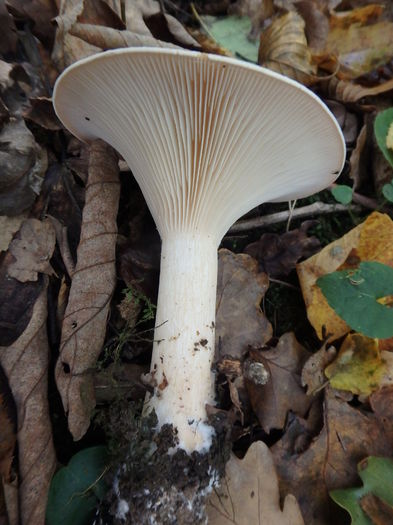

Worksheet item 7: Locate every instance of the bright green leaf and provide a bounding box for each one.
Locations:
[46,446,109,525]
[330,456,393,525]
[317,261,393,339]
[382,181,393,203]
[331,185,353,205]
[374,108,393,168]
[200,15,259,62]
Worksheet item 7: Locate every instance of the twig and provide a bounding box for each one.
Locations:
[228,202,361,233]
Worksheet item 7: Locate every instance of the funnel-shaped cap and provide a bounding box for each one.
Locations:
[54,48,345,241]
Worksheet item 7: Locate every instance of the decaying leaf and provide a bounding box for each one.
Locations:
[325,334,386,396]
[0,367,16,484]
[0,119,47,216]
[207,441,304,525]
[55,140,120,440]
[7,218,55,282]
[0,214,27,253]
[349,124,367,189]
[272,388,393,524]
[246,333,312,432]
[215,249,272,360]
[321,75,393,103]
[0,283,56,525]
[244,221,320,277]
[301,341,337,395]
[297,212,393,343]
[258,11,317,84]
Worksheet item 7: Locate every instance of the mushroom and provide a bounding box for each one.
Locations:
[53,48,345,454]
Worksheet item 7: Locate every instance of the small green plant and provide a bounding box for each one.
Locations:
[331,184,353,205]
[123,284,156,324]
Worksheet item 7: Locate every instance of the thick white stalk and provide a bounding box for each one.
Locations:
[145,232,218,453]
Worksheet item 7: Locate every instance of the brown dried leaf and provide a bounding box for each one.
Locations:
[23,96,62,130]
[258,11,317,85]
[0,1,18,56]
[272,388,393,524]
[295,0,329,52]
[301,341,336,395]
[0,283,56,524]
[370,385,393,420]
[6,0,58,47]
[0,214,27,253]
[207,441,304,525]
[321,75,393,103]
[56,140,120,440]
[0,369,16,483]
[0,119,47,216]
[246,333,312,432]
[215,249,272,360]
[244,221,320,277]
[8,219,55,282]
[349,124,367,190]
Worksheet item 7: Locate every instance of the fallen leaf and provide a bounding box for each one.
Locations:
[8,219,55,282]
[0,119,47,216]
[0,1,18,55]
[6,0,58,47]
[370,385,393,420]
[295,0,329,52]
[297,212,393,342]
[23,96,62,131]
[215,249,272,360]
[55,140,120,440]
[325,334,386,396]
[246,333,312,432]
[321,75,393,103]
[258,11,317,84]
[0,283,56,524]
[301,341,337,395]
[0,214,27,253]
[0,367,16,483]
[272,388,393,524]
[349,124,367,189]
[207,441,305,525]
[329,4,384,30]
[244,220,320,277]
[330,456,393,525]
[325,100,358,144]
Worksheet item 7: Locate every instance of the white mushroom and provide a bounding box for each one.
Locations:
[53,48,345,454]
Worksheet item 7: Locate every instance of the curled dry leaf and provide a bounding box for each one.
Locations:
[246,333,312,432]
[215,249,272,360]
[272,388,393,524]
[8,218,55,283]
[0,283,56,525]
[0,214,27,253]
[56,140,120,440]
[321,75,393,103]
[207,440,305,525]
[258,11,317,85]
[244,220,320,277]
[0,119,47,216]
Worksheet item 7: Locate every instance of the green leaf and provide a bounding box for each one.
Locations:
[374,108,393,168]
[331,185,353,205]
[330,456,393,525]
[200,15,259,62]
[382,181,393,203]
[317,261,393,339]
[46,446,109,525]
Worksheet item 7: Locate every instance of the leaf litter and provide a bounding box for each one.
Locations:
[1,0,393,524]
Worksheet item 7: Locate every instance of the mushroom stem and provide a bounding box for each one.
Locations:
[145,232,218,452]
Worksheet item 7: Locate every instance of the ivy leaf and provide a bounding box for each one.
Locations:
[374,108,393,168]
[331,185,353,205]
[382,181,393,203]
[317,261,393,339]
[330,456,393,525]
[46,446,109,525]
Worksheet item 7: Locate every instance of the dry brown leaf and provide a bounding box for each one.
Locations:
[244,220,320,277]
[0,119,47,216]
[272,387,393,524]
[124,0,199,48]
[215,249,272,360]
[23,96,62,131]
[370,385,393,420]
[0,1,18,56]
[295,0,330,52]
[258,11,317,84]
[0,283,56,525]
[301,341,337,395]
[0,214,27,253]
[8,219,55,283]
[329,4,384,30]
[297,212,393,343]
[246,333,312,432]
[360,493,393,525]
[321,75,393,103]
[69,23,179,51]
[207,441,304,525]
[6,0,58,47]
[349,124,367,189]
[55,140,120,440]
[0,369,16,484]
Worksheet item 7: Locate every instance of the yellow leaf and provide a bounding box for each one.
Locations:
[325,334,386,395]
[297,212,393,344]
[258,12,317,85]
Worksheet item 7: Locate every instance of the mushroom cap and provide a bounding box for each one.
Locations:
[53,48,345,240]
